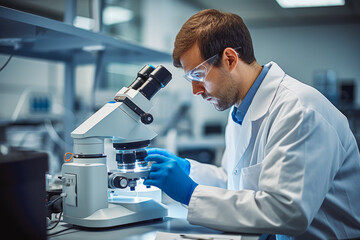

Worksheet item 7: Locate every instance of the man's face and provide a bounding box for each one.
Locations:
[180,44,239,111]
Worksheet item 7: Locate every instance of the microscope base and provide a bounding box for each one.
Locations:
[63,197,168,228]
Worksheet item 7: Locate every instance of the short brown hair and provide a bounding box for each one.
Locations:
[173,9,256,68]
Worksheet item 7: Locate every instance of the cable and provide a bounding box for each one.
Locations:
[47,211,63,230]
[47,226,75,237]
[46,192,66,231]
[46,195,63,208]
[0,53,14,72]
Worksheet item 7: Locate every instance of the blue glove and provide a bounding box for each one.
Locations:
[143,153,198,205]
[146,148,191,175]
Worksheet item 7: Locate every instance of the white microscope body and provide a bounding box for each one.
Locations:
[61,65,171,228]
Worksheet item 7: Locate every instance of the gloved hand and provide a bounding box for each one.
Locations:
[143,153,198,205]
[146,148,191,175]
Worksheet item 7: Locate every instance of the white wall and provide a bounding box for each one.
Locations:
[141,0,199,53]
[250,23,360,105]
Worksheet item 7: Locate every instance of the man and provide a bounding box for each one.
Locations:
[143,9,360,239]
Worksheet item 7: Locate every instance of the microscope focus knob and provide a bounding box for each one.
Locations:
[118,177,128,189]
[109,174,129,189]
[140,113,153,124]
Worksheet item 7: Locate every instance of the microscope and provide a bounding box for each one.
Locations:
[61,64,171,228]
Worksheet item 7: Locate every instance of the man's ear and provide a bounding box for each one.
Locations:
[222,48,238,71]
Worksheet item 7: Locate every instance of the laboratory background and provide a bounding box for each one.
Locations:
[0,0,360,239]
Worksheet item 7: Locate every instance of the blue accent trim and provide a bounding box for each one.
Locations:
[108,101,116,103]
[148,64,155,69]
[232,65,270,125]
[231,106,240,124]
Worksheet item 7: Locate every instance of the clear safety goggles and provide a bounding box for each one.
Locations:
[183,47,241,83]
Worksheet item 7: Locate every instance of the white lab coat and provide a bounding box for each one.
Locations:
[187,62,360,239]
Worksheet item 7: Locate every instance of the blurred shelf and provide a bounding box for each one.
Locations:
[0,6,171,64]
[0,116,62,127]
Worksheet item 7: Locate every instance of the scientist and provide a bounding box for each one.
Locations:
[143,9,360,239]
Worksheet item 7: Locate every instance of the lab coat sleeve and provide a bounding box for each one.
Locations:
[188,158,227,189]
[187,106,346,235]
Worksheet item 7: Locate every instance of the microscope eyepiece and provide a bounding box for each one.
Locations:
[137,65,172,100]
[128,64,155,90]
[149,65,172,87]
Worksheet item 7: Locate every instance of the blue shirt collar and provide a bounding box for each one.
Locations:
[232,65,270,125]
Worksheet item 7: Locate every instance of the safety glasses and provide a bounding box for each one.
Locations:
[183,47,241,83]
[183,54,219,83]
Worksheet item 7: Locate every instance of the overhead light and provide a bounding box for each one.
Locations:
[103,6,134,25]
[276,0,345,8]
[83,45,105,52]
[74,16,94,30]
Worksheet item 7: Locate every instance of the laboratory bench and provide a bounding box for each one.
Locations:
[47,202,260,240]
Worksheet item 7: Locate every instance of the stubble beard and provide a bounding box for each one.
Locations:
[211,82,238,111]
[213,93,235,111]
[215,73,239,111]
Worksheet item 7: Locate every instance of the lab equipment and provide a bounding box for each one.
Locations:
[61,64,172,228]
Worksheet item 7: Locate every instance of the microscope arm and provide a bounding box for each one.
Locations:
[70,87,157,156]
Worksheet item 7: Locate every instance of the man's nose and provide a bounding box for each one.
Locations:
[192,81,205,95]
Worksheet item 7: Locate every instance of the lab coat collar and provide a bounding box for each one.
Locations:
[248,61,285,122]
